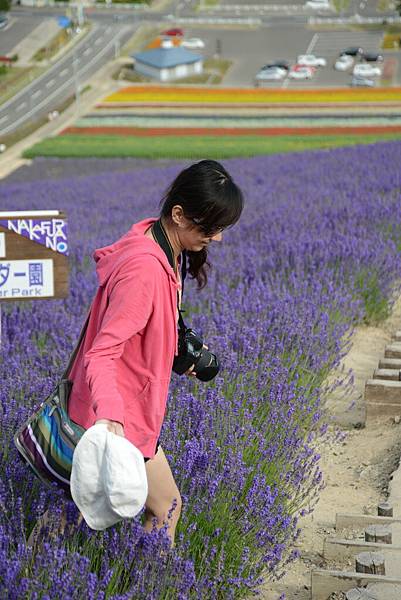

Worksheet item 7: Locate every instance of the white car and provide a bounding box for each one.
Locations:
[353,63,382,77]
[351,76,375,87]
[334,55,354,71]
[305,0,331,9]
[181,38,205,49]
[297,54,327,67]
[288,66,315,80]
[255,67,287,81]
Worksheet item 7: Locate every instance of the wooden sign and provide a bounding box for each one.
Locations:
[0,210,69,301]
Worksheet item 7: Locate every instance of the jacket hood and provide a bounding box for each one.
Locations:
[93,218,177,287]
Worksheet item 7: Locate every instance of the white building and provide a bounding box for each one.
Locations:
[132,39,203,82]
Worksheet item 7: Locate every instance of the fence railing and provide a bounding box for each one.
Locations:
[309,14,401,24]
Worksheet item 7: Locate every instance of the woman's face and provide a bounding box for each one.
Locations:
[182,222,223,252]
[172,205,224,252]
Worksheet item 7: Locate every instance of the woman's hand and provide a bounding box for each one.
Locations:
[184,345,208,378]
[95,419,125,437]
[185,364,197,377]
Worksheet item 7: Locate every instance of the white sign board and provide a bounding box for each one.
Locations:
[0,233,5,258]
[0,259,54,299]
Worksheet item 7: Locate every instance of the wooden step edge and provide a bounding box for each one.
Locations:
[336,514,401,530]
[373,369,400,381]
[385,350,401,359]
[323,537,401,561]
[386,343,401,350]
[379,359,401,369]
[365,379,401,388]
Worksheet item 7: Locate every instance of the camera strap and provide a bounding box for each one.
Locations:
[151,219,187,332]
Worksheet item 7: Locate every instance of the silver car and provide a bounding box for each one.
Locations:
[351,76,375,87]
[255,67,287,82]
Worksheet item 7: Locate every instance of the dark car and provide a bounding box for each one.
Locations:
[362,52,384,63]
[340,46,364,57]
[261,60,290,71]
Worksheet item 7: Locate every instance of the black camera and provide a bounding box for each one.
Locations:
[173,327,220,382]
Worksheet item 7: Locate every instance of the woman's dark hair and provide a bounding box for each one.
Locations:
[160,159,244,289]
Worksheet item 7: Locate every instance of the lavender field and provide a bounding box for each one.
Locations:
[1,141,401,599]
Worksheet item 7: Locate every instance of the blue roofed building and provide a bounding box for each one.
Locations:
[132,39,203,82]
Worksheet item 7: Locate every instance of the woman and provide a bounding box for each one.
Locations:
[33,159,244,547]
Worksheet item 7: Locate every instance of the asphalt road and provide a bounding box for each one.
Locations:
[0,23,133,136]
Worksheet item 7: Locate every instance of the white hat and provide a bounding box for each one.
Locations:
[70,424,148,530]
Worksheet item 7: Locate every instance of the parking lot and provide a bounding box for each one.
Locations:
[184,24,399,87]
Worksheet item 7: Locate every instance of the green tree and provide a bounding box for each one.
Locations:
[332,0,350,12]
[395,1,401,16]
[0,0,11,13]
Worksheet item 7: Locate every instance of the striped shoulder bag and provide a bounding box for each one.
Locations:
[14,313,90,497]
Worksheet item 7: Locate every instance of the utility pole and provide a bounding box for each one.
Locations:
[73,52,80,112]
[76,2,85,27]
[114,39,120,60]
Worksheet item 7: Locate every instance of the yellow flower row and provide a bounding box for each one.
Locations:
[103,86,401,105]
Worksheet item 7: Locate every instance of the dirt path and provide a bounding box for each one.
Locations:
[262,296,401,600]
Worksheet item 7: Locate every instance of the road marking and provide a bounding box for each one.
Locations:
[306,33,319,55]
[16,102,27,112]
[46,79,55,88]
[32,89,41,99]
[0,115,9,125]
[60,68,69,77]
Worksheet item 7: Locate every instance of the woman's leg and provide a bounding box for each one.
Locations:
[143,446,182,546]
[26,507,65,549]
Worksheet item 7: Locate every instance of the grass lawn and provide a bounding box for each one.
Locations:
[23,132,401,159]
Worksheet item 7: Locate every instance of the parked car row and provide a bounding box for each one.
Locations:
[256,45,384,86]
[255,53,326,83]
[334,47,383,87]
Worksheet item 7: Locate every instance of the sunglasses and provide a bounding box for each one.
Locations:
[189,217,225,235]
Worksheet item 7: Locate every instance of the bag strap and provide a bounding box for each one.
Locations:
[152,219,188,332]
[62,310,91,380]
[178,249,187,332]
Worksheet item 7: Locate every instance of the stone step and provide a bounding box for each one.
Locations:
[365,379,401,404]
[394,331,401,341]
[373,369,400,381]
[384,343,401,359]
[379,358,401,370]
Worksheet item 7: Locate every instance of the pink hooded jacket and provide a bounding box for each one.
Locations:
[68,218,180,458]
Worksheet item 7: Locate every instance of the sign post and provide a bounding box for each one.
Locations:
[0,210,69,345]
